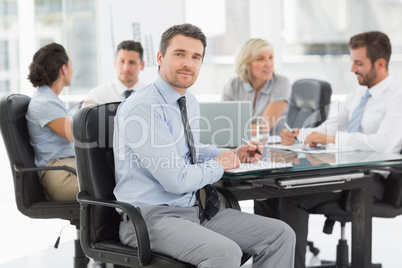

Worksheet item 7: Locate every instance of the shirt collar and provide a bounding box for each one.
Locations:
[154,74,185,105]
[132,80,144,91]
[242,81,254,92]
[38,85,59,99]
[242,79,273,94]
[114,77,130,95]
[367,74,393,99]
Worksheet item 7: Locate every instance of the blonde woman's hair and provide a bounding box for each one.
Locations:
[235,38,273,82]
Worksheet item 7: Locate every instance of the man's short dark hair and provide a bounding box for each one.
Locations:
[349,31,391,69]
[159,23,207,59]
[116,40,144,61]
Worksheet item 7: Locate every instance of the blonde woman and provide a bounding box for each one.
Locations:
[223,39,291,244]
[222,38,291,133]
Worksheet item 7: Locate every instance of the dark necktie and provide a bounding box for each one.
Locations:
[178,96,197,163]
[177,96,220,222]
[125,89,134,99]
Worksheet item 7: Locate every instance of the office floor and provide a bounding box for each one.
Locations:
[1,135,401,268]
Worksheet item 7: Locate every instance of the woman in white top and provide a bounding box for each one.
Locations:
[222,38,291,133]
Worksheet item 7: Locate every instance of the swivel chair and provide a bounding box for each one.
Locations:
[309,168,402,268]
[0,94,86,267]
[255,79,333,235]
[72,102,250,267]
[286,78,332,129]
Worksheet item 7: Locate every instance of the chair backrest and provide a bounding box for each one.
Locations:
[73,102,121,243]
[73,103,246,268]
[0,94,48,211]
[286,79,332,128]
[0,93,80,223]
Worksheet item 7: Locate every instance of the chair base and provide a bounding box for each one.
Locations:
[307,238,381,268]
[74,238,88,268]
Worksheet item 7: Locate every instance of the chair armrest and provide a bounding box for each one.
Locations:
[76,191,151,266]
[368,166,402,174]
[369,167,402,208]
[14,164,77,176]
[215,185,241,210]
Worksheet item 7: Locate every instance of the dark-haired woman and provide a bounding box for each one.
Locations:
[26,43,78,201]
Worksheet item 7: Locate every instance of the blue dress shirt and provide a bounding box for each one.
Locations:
[26,85,75,167]
[113,75,225,208]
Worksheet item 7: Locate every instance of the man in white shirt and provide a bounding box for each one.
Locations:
[84,40,145,104]
[259,31,402,268]
[281,33,402,152]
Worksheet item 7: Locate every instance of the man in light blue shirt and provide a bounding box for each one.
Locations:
[114,74,225,208]
[114,23,295,268]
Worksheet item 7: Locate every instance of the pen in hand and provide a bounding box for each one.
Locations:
[241,138,263,155]
[284,123,299,142]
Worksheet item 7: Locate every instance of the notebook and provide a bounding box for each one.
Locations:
[198,101,252,148]
[225,160,293,174]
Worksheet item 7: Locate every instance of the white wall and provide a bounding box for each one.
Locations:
[96,0,185,87]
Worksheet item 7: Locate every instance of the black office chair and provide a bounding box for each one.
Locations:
[0,94,86,268]
[72,102,250,267]
[309,169,402,268]
[285,78,332,258]
[255,78,333,233]
[286,78,332,129]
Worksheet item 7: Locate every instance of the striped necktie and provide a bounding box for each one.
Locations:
[177,96,220,222]
[177,96,196,163]
[347,90,371,133]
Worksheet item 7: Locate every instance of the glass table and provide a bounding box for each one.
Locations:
[222,149,402,184]
[221,148,402,268]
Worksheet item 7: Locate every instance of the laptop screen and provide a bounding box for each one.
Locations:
[197,101,252,148]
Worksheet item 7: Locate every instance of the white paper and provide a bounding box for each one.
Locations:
[267,141,304,151]
[225,160,293,174]
[267,135,281,144]
[290,144,356,154]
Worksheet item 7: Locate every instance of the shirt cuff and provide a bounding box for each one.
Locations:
[201,159,225,182]
[298,128,314,142]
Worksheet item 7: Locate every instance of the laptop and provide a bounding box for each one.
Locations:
[198,101,252,148]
